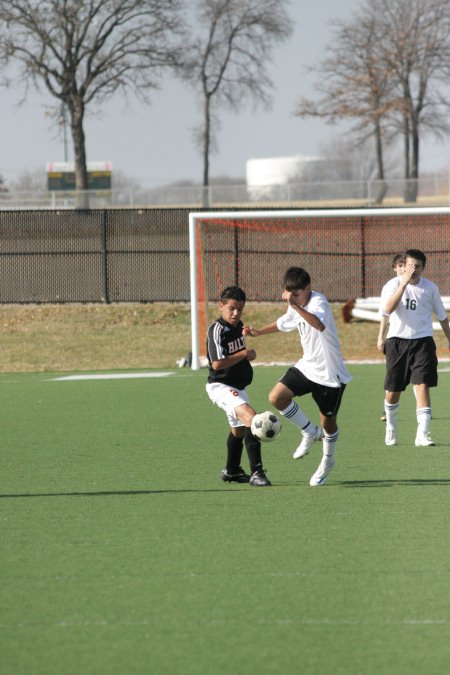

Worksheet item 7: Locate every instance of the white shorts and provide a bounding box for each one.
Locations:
[206,382,250,428]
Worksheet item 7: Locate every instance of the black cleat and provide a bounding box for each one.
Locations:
[221,466,251,483]
[249,469,272,487]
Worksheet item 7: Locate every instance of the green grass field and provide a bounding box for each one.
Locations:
[1,364,449,675]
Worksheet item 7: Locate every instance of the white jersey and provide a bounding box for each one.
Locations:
[380,276,447,340]
[276,291,352,387]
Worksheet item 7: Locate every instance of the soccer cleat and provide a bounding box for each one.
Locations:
[415,432,435,447]
[380,413,387,421]
[249,469,272,487]
[221,466,251,483]
[309,455,335,486]
[385,428,397,446]
[293,425,323,459]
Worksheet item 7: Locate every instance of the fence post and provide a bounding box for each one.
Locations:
[360,215,366,298]
[233,225,239,287]
[101,210,110,303]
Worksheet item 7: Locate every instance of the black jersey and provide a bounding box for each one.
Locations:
[206,317,253,389]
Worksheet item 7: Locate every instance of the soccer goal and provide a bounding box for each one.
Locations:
[188,206,450,369]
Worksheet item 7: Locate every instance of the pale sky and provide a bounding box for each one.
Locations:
[1,0,449,188]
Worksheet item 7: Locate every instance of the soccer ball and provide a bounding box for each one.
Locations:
[251,411,282,442]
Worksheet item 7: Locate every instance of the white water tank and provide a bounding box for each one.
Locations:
[246,155,325,186]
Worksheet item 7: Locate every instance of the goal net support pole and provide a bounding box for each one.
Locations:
[189,213,201,370]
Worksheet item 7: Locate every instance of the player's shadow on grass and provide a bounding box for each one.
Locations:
[0,488,242,499]
[339,478,450,487]
[2,479,450,497]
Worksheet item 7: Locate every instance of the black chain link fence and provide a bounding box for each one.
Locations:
[0,208,449,303]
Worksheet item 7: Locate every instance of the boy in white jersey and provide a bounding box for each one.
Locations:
[380,249,450,447]
[244,267,351,486]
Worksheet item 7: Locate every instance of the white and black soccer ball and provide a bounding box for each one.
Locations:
[251,411,282,442]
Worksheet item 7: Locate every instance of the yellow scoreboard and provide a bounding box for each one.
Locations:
[46,161,112,191]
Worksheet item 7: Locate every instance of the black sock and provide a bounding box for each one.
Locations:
[226,432,244,471]
[244,427,263,474]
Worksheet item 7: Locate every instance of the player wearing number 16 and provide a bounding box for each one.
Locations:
[380,248,450,448]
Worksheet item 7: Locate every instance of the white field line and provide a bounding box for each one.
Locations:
[254,359,450,367]
[0,617,446,629]
[51,372,176,381]
[48,363,450,378]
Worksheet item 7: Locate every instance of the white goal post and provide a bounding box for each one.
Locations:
[188,206,450,370]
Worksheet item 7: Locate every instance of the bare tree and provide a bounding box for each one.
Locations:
[0,0,182,198]
[294,8,396,198]
[294,0,450,203]
[374,0,450,201]
[181,0,292,196]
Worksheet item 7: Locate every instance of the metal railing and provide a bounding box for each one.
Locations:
[0,174,448,209]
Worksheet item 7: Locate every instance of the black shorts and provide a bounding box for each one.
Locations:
[279,367,346,418]
[384,336,438,392]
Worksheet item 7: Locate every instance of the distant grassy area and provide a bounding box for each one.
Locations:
[0,302,449,372]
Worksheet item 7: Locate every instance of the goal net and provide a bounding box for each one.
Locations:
[189,206,450,369]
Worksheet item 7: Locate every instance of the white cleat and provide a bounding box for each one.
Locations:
[415,432,435,447]
[293,425,323,459]
[309,455,335,486]
[385,428,397,446]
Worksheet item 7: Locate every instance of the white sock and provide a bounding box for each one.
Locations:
[416,407,431,434]
[280,401,315,433]
[323,430,338,458]
[384,401,399,430]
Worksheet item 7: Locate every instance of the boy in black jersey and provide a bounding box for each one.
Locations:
[206,286,271,486]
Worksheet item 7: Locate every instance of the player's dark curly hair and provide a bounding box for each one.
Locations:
[220,286,246,303]
[283,267,311,291]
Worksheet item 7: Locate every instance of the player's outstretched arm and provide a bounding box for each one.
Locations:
[243,322,279,337]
